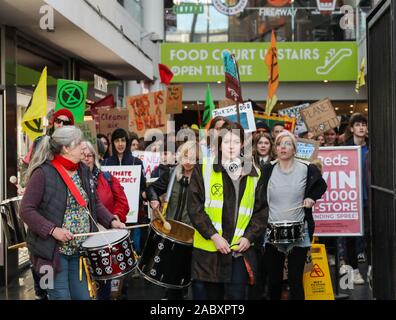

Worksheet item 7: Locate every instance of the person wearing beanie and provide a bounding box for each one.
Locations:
[255,121,270,134]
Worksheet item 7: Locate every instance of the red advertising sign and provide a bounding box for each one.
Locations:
[313,146,363,236]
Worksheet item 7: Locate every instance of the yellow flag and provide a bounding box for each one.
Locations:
[265,94,278,116]
[355,58,366,93]
[22,67,47,141]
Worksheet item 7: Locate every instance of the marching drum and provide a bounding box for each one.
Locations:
[267,221,305,244]
[138,219,194,289]
[81,229,136,281]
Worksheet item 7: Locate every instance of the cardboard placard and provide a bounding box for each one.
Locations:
[295,138,320,162]
[77,120,98,153]
[127,91,168,137]
[300,98,340,137]
[253,112,296,133]
[212,101,256,133]
[98,108,129,143]
[166,85,183,114]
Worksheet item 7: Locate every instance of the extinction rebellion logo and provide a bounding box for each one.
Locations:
[213,0,248,16]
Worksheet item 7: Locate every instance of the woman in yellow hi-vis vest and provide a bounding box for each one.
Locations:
[187,121,267,300]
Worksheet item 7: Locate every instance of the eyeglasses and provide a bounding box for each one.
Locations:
[55,118,72,125]
[83,154,94,159]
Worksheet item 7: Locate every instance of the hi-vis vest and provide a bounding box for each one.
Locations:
[193,158,261,252]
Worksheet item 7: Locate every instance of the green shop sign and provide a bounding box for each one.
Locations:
[161,42,358,82]
[173,3,204,14]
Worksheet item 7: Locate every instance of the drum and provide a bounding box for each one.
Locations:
[267,221,305,244]
[81,229,136,281]
[138,219,194,289]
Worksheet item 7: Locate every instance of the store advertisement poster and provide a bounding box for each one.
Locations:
[313,147,363,236]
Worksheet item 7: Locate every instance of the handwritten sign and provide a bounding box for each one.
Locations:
[166,85,183,114]
[101,166,142,223]
[77,120,98,153]
[132,151,161,180]
[295,138,320,162]
[300,98,340,137]
[98,108,129,143]
[212,101,256,133]
[127,91,168,137]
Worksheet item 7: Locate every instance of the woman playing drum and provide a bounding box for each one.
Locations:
[260,130,327,300]
[187,121,267,300]
[20,126,125,300]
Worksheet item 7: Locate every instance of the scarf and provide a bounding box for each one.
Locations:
[53,154,79,171]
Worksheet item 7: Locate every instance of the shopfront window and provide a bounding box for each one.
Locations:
[165,0,372,43]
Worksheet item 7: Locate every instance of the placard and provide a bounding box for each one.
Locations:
[300,98,340,137]
[132,151,161,180]
[212,101,256,133]
[278,103,309,136]
[127,91,168,137]
[166,85,183,114]
[78,120,98,153]
[295,138,320,162]
[313,146,363,236]
[253,112,296,133]
[101,166,141,223]
[98,108,129,143]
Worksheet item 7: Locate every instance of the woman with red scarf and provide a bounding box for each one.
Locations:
[20,126,125,300]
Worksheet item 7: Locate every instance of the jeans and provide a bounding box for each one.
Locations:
[192,257,248,300]
[47,254,90,300]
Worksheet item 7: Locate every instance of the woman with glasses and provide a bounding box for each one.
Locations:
[260,131,327,300]
[20,126,125,300]
[81,141,130,300]
[187,121,267,300]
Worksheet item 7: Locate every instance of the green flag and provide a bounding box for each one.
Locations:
[202,84,215,128]
[56,79,88,124]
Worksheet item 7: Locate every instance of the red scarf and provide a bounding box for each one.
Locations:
[53,154,79,171]
[51,155,87,207]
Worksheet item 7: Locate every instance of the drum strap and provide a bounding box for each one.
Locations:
[243,257,255,285]
[51,160,87,208]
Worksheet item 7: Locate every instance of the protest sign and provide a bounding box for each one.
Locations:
[77,120,98,153]
[127,91,168,137]
[166,85,183,114]
[278,103,309,136]
[300,98,340,137]
[56,79,88,124]
[98,108,129,143]
[313,146,363,236]
[90,94,115,131]
[212,101,256,133]
[223,51,243,103]
[132,151,161,180]
[254,112,296,133]
[295,138,320,162]
[101,166,141,223]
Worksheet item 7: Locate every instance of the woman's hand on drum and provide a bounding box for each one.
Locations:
[111,219,126,229]
[211,233,231,254]
[235,237,250,252]
[52,227,74,243]
[303,198,315,209]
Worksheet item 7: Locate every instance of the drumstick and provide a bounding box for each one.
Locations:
[8,242,27,250]
[73,224,150,237]
[285,205,306,212]
[155,208,171,233]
